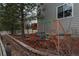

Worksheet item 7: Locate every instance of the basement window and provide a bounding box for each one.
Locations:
[57,3,73,19]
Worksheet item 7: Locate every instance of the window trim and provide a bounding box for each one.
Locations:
[56,3,74,20]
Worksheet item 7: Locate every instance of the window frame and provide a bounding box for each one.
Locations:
[56,3,74,19]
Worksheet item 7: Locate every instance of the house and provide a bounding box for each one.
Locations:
[37,3,79,37]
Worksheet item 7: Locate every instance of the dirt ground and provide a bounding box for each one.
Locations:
[2,35,39,56]
[11,34,79,56]
[11,34,58,55]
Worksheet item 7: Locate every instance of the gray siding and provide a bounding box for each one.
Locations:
[38,3,79,36]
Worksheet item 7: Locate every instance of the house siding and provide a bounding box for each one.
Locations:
[38,3,79,37]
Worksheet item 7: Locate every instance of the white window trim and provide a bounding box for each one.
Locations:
[56,3,74,20]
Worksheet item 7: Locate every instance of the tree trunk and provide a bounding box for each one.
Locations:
[20,4,25,39]
[11,24,14,35]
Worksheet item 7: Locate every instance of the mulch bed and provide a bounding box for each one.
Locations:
[11,34,58,55]
[12,34,56,49]
[10,34,79,55]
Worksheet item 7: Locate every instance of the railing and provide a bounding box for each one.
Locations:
[0,34,7,56]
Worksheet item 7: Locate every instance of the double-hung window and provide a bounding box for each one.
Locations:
[57,3,73,19]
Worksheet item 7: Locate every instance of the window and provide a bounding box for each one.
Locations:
[57,3,73,19]
[58,5,63,18]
